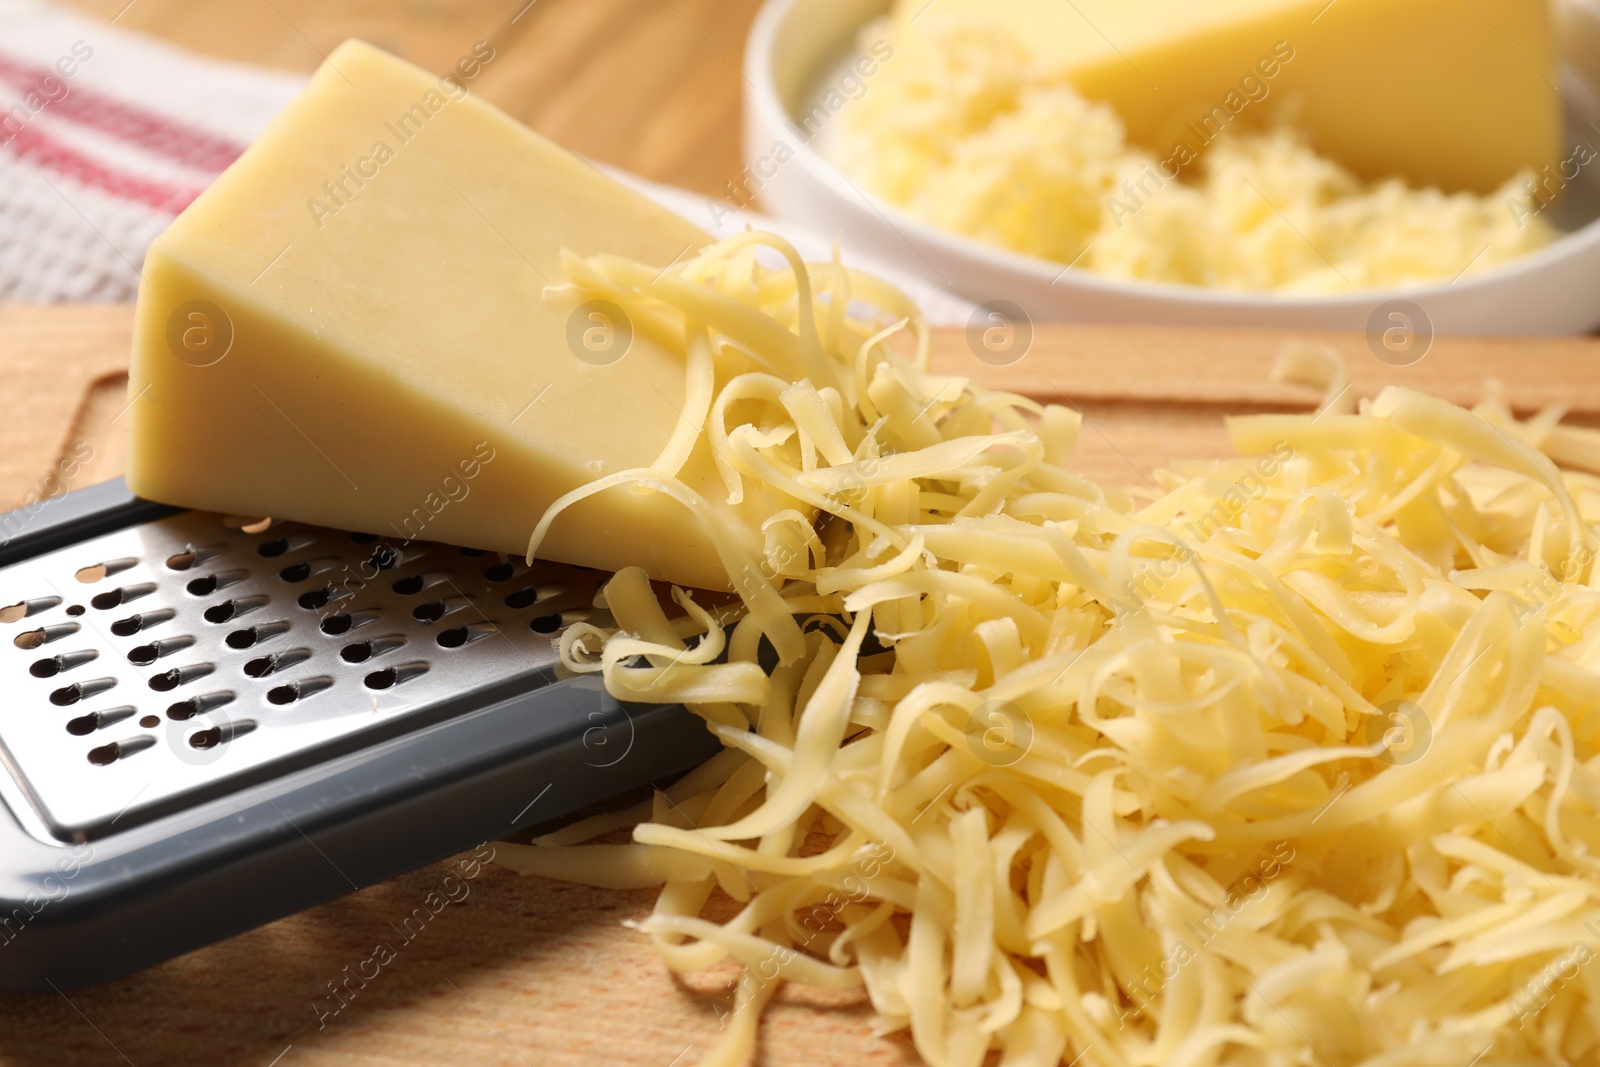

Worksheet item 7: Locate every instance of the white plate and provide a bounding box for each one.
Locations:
[744,0,1600,335]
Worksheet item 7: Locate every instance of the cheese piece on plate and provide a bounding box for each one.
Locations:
[128,40,765,591]
[897,0,1561,194]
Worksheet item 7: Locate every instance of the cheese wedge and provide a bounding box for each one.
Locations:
[898,0,1562,194]
[128,40,765,590]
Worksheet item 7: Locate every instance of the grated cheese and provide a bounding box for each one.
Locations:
[819,19,1557,293]
[496,232,1600,1067]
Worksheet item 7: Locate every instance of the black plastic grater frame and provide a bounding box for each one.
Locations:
[0,478,720,991]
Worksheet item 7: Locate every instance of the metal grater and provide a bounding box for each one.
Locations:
[0,479,719,992]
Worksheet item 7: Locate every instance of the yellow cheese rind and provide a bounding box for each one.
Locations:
[895,0,1562,193]
[128,40,768,590]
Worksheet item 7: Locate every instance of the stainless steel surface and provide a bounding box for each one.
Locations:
[0,512,609,840]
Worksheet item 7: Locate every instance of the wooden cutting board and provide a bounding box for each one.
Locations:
[0,306,1596,1067]
[4,306,1598,517]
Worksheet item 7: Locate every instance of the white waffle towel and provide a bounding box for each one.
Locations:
[0,0,303,301]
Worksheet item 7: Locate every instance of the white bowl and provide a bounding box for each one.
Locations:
[743,0,1600,334]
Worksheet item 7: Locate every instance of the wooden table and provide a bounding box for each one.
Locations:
[5,3,1600,1065]
[5,304,1598,1067]
[62,0,763,199]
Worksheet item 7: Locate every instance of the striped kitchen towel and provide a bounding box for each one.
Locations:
[0,0,304,301]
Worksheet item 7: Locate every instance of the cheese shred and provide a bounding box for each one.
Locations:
[498,231,1600,1067]
[819,19,1555,293]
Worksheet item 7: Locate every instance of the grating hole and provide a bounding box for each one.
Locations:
[320,612,374,636]
[127,636,192,666]
[298,587,331,610]
[391,574,425,595]
[90,583,154,610]
[15,622,77,649]
[483,562,515,582]
[436,626,470,648]
[166,691,235,721]
[140,715,159,729]
[257,536,291,558]
[65,605,85,616]
[84,735,155,764]
[66,706,134,736]
[364,668,398,690]
[50,678,114,706]
[364,662,427,690]
[341,634,403,662]
[504,586,554,610]
[412,601,446,623]
[530,613,563,633]
[203,597,264,624]
[187,575,218,596]
[369,546,399,570]
[166,548,206,571]
[149,663,213,692]
[279,561,312,583]
[110,608,175,637]
[76,558,135,584]
[192,718,255,747]
[264,678,331,705]
[1,596,62,623]
[243,649,309,678]
[458,546,487,557]
[188,727,223,750]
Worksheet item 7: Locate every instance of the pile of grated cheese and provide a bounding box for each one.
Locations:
[498,231,1600,1067]
[818,19,1555,293]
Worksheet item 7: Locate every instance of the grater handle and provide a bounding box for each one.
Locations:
[0,479,723,990]
[0,675,721,992]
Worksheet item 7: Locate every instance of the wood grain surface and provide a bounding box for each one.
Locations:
[60,0,764,200]
[4,2,1598,1064]
[2,316,1598,1067]
[6,306,1598,514]
[2,304,1595,1067]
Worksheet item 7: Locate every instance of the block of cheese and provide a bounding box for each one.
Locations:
[128,40,770,591]
[897,0,1561,194]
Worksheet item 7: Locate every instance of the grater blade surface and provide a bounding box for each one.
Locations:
[0,510,609,840]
